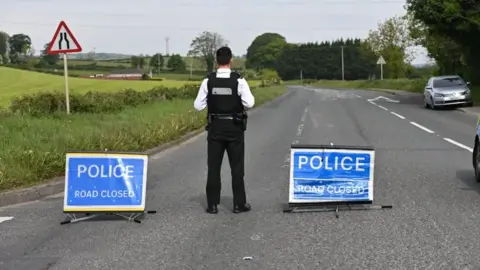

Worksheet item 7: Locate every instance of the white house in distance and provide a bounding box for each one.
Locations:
[106,68,144,80]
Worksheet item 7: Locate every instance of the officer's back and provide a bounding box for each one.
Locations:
[193,46,255,214]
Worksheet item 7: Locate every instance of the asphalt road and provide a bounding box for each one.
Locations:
[2,85,480,269]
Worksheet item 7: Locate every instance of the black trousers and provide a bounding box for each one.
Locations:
[206,121,246,206]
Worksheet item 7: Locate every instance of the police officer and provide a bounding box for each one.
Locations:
[193,46,255,214]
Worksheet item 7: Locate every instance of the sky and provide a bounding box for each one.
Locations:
[0,0,432,65]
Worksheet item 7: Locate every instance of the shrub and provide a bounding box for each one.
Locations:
[8,83,258,116]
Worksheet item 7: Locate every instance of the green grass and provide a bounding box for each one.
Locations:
[0,67,198,107]
[0,85,286,192]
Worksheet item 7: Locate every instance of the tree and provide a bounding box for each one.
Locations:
[131,55,145,68]
[40,42,59,65]
[0,31,9,64]
[406,0,480,81]
[365,15,413,78]
[167,54,186,72]
[8,33,31,64]
[246,33,287,70]
[407,15,465,76]
[149,53,164,72]
[188,31,228,73]
[274,39,375,80]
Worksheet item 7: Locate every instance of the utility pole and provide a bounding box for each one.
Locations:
[300,69,303,83]
[341,46,344,80]
[189,59,193,79]
[165,37,169,55]
[157,53,161,74]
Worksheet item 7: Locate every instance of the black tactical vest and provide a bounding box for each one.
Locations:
[206,72,244,114]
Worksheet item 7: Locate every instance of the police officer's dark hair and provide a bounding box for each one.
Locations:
[216,46,232,66]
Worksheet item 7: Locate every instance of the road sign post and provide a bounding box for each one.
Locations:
[60,151,156,225]
[46,21,83,114]
[377,56,386,80]
[283,144,392,217]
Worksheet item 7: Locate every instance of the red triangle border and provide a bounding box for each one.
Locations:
[46,20,82,54]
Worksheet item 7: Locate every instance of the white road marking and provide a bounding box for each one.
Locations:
[443,138,473,152]
[0,217,13,223]
[390,112,406,119]
[368,100,377,106]
[378,105,388,110]
[368,96,400,103]
[410,122,435,133]
[296,124,304,136]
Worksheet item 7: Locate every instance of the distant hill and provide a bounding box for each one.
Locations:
[69,53,133,60]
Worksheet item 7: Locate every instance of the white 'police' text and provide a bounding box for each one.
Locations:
[297,155,366,171]
[77,164,134,179]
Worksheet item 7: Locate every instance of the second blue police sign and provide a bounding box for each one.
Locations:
[289,145,375,204]
[63,152,148,213]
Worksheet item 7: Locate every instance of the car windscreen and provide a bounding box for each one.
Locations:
[433,78,465,88]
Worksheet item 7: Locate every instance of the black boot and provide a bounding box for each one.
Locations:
[206,204,218,214]
[233,203,251,213]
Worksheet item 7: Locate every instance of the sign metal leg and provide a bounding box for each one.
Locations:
[60,210,157,225]
[283,203,392,218]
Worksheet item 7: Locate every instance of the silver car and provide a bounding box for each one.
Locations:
[424,75,473,109]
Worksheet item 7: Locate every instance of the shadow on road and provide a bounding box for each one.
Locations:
[394,94,464,111]
[189,193,234,211]
[456,169,480,194]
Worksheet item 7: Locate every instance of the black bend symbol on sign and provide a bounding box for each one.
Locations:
[58,32,70,50]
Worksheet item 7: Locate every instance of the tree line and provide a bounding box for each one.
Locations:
[3,2,474,83]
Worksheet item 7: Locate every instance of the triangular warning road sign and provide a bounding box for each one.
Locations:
[47,21,82,54]
[376,55,386,65]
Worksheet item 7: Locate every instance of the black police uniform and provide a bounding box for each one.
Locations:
[205,71,250,213]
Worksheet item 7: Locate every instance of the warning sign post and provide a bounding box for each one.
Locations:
[46,21,83,114]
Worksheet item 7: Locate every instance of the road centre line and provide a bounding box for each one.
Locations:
[366,99,474,153]
[443,138,473,152]
[377,105,388,110]
[410,122,435,133]
[390,112,406,119]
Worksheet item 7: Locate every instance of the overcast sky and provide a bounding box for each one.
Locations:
[0,0,431,64]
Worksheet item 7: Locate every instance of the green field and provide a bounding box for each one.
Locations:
[0,67,198,106]
[62,56,247,71]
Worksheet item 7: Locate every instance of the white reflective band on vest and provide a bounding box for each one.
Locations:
[212,87,233,95]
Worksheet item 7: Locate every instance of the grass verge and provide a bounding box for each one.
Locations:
[312,79,426,93]
[0,85,286,192]
[311,79,480,104]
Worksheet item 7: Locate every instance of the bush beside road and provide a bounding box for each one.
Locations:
[0,84,286,192]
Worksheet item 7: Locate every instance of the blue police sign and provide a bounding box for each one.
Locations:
[289,146,374,203]
[63,152,148,212]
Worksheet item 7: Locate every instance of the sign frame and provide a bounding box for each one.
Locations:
[63,150,149,214]
[288,144,375,205]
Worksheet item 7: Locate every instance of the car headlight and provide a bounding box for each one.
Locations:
[463,90,470,95]
[434,93,443,97]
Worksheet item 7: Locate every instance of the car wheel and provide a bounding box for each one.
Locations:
[424,98,429,108]
[430,98,436,110]
[474,138,480,183]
